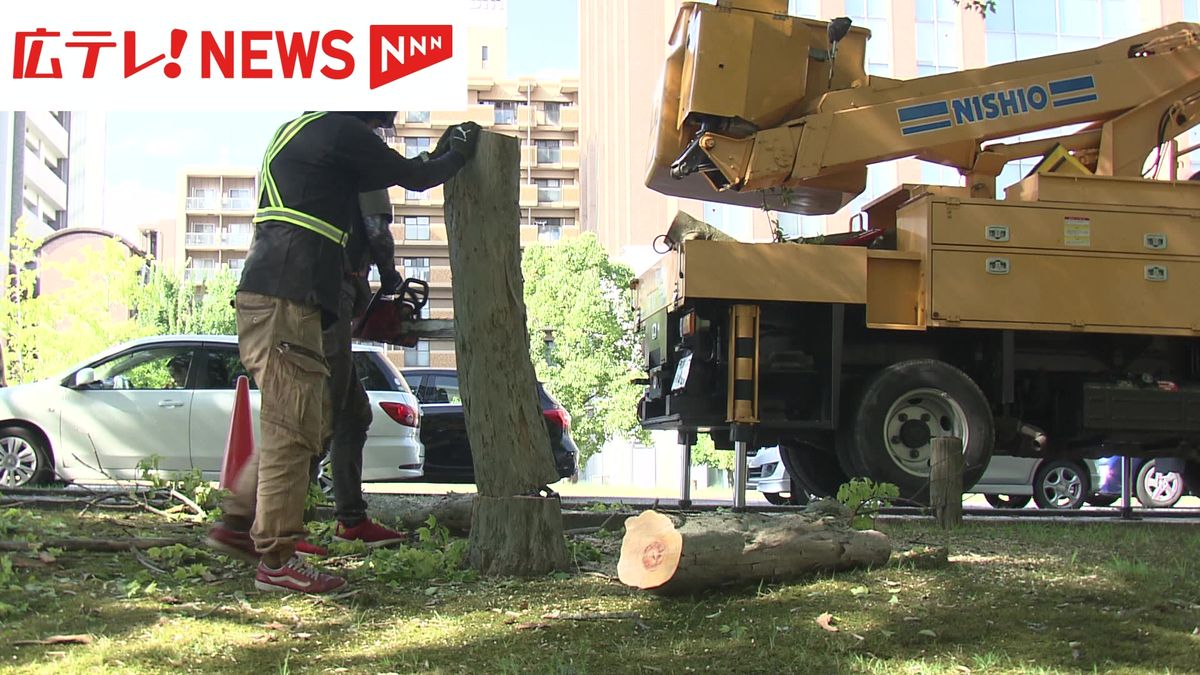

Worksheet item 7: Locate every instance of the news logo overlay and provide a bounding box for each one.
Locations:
[0,1,468,110]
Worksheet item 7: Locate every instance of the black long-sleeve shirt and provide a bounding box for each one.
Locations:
[238,112,464,326]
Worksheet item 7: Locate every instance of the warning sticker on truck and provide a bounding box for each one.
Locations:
[1064,217,1091,247]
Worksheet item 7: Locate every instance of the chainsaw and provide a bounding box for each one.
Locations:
[351,278,455,347]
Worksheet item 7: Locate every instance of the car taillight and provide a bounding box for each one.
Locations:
[543,407,570,431]
[380,401,419,427]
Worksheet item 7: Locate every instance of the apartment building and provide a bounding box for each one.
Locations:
[0,111,105,271]
[580,0,1195,266]
[174,168,257,283]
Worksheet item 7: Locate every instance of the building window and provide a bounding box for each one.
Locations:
[224,222,253,248]
[1188,0,1200,21]
[915,0,960,76]
[845,0,892,76]
[543,102,562,125]
[481,45,489,64]
[224,188,254,210]
[536,139,562,164]
[404,216,430,241]
[405,111,431,124]
[227,258,246,278]
[186,222,218,247]
[187,188,219,210]
[534,178,562,202]
[402,136,431,158]
[985,0,1134,65]
[537,218,564,242]
[402,257,431,282]
[788,0,820,18]
[405,340,431,367]
[490,100,518,125]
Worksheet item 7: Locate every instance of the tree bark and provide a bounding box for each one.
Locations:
[618,509,891,595]
[443,131,569,575]
[930,436,964,529]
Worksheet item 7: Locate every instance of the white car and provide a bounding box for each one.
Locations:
[748,446,808,506]
[0,335,424,487]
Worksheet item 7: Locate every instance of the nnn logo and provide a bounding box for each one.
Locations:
[369,25,452,90]
[897,74,1098,136]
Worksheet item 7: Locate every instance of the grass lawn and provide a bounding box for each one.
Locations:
[1,506,1198,674]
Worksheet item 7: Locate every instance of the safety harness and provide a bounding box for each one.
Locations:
[253,112,349,247]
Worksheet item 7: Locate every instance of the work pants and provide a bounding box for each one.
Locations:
[222,291,329,567]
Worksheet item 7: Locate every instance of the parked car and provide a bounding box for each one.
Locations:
[0,335,424,488]
[747,446,808,505]
[974,455,1190,509]
[400,367,578,483]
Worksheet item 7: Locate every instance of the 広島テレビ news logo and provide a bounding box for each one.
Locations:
[0,1,468,110]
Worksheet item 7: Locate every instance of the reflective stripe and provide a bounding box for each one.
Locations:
[255,112,347,247]
[254,207,348,246]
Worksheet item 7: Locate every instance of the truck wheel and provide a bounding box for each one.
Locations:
[779,443,849,498]
[1033,459,1090,509]
[839,360,994,502]
[1135,459,1184,508]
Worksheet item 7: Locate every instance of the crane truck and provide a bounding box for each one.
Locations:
[634,0,1200,502]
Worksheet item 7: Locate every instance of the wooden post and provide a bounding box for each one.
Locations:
[443,131,570,576]
[930,436,964,529]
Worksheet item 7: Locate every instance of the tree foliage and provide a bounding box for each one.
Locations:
[953,0,996,16]
[521,234,645,463]
[1,219,237,385]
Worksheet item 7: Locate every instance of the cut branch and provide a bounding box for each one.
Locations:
[0,537,189,552]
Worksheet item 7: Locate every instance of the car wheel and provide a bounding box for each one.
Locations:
[1033,460,1090,510]
[985,494,1031,509]
[780,443,848,498]
[0,426,52,487]
[1136,460,1184,508]
[839,360,994,503]
[763,492,790,506]
[1085,494,1119,507]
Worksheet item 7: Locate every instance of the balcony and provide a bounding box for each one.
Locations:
[185,232,218,247]
[560,106,580,130]
[222,197,255,211]
[186,197,220,211]
[519,184,538,208]
[430,105,494,128]
[222,233,252,248]
[561,184,580,208]
[184,268,218,284]
[516,105,534,128]
[561,145,580,169]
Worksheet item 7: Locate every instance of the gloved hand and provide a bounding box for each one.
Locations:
[432,121,482,161]
[379,267,403,295]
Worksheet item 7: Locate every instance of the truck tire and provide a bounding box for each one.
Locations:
[779,443,848,498]
[838,359,994,503]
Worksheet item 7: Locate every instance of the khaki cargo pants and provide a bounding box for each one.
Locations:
[222,291,330,566]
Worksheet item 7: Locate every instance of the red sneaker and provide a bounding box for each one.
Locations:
[295,539,328,557]
[205,524,258,564]
[254,556,347,594]
[334,519,408,548]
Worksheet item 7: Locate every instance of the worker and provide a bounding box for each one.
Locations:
[205,111,479,594]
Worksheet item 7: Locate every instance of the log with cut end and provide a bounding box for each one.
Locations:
[617,509,891,595]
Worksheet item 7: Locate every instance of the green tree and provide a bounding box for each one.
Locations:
[690,433,733,472]
[522,233,645,463]
[132,265,237,336]
[1,219,151,384]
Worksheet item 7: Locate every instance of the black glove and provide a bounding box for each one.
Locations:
[379,267,403,295]
[432,121,482,161]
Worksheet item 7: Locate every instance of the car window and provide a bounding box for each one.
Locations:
[354,353,400,392]
[199,347,257,390]
[424,374,462,404]
[91,347,195,390]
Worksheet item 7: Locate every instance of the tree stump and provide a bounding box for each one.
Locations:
[930,436,964,529]
[443,131,570,576]
[618,509,891,595]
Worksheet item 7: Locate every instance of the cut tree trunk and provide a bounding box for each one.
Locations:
[443,131,570,576]
[618,509,891,595]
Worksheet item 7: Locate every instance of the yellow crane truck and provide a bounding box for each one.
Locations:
[634,0,1200,502]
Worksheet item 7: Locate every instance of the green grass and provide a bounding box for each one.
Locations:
[1,508,1199,674]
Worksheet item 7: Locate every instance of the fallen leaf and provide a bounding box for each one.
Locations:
[850,586,869,597]
[37,550,57,564]
[263,622,289,631]
[850,633,865,641]
[888,594,899,605]
[14,634,93,646]
[903,616,921,622]
[1069,641,1083,661]
[293,632,313,640]
[200,570,218,583]
[816,613,838,633]
[918,629,938,638]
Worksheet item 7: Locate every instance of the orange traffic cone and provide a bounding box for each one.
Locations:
[220,375,255,489]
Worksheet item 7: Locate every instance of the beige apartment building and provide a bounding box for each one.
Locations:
[580,0,1195,268]
[172,168,257,284]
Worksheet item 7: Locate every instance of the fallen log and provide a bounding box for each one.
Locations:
[372,494,475,534]
[617,508,891,595]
